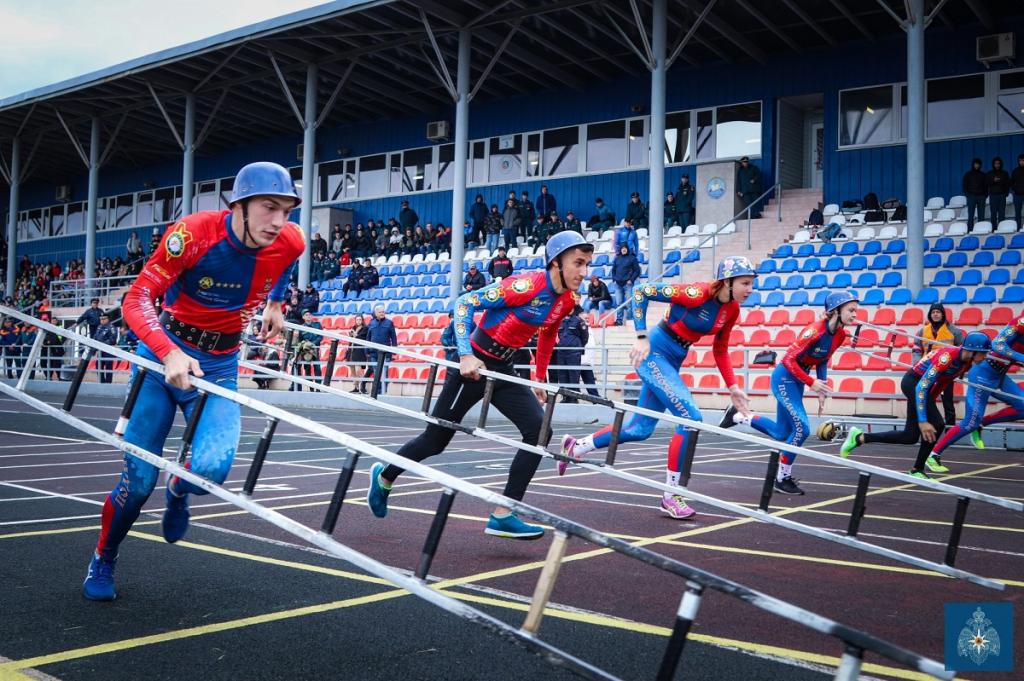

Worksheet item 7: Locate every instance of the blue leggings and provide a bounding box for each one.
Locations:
[590,326,701,473]
[749,365,809,465]
[95,342,240,559]
[931,361,1024,458]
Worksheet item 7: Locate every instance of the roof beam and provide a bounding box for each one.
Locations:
[779,0,837,46]
[564,6,660,69]
[827,0,874,41]
[681,0,765,62]
[733,0,800,52]
[667,0,719,68]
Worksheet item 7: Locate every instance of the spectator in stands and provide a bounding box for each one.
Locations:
[563,210,582,234]
[346,314,368,393]
[77,298,104,338]
[311,252,326,285]
[398,200,418,231]
[615,217,640,256]
[291,310,323,391]
[126,231,144,261]
[483,204,502,253]
[149,227,162,254]
[463,264,486,291]
[586,275,612,313]
[400,229,417,256]
[94,313,118,384]
[329,224,344,254]
[806,202,825,230]
[0,317,18,379]
[322,251,340,283]
[413,226,430,255]
[913,303,964,426]
[440,311,458,362]
[589,197,615,236]
[611,244,640,325]
[547,210,564,234]
[300,283,320,315]
[737,156,763,218]
[286,292,305,324]
[361,258,379,292]
[363,304,397,394]
[431,224,449,254]
[557,305,600,403]
[518,191,535,239]
[625,191,648,230]
[339,248,352,267]
[987,156,1010,226]
[310,232,328,259]
[388,227,403,256]
[342,262,364,297]
[469,194,488,237]
[18,319,37,379]
[502,198,521,250]
[353,227,373,258]
[39,311,65,381]
[536,185,556,222]
[664,192,680,227]
[488,245,513,281]
[119,322,138,353]
[961,159,988,230]
[247,337,281,390]
[676,174,695,228]
[1012,154,1024,231]
[463,220,479,250]
[373,227,388,257]
[527,213,555,253]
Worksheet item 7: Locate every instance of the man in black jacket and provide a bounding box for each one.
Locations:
[586,275,612,313]
[1011,154,1024,231]
[676,174,696,228]
[962,158,987,231]
[488,246,513,280]
[94,313,119,384]
[611,245,641,325]
[736,157,763,218]
[987,157,1010,226]
[359,258,379,293]
[463,264,486,291]
[76,299,104,338]
[556,305,600,403]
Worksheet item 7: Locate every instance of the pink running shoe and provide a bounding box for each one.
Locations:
[558,434,579,476]
[660,494,696,520]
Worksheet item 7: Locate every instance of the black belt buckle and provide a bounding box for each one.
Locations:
[196,329,222,352]
[658,321,692,350]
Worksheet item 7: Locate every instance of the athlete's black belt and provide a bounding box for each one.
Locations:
[657,321,693,350]
[470,328,517,363]
[159,312,241,353]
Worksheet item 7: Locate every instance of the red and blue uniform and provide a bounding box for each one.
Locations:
[750,319,846,465]
[931,314,1024,457]
[95,211,303,560]
[587,281,739,474]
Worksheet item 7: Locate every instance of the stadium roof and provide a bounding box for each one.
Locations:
[0,0,1017,185]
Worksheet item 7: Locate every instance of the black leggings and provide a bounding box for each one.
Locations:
[382,355,549,501]
[862,370,945,472]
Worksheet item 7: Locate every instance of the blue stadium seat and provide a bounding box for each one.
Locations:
[1010,234,1024,249]
[528,257,544,269]
[923,253,941,268]
[756,259,776,274]
[862,289,885,305]
[771,244,793,258]
[969,286,997,304]
[913,288,939,304]
[1001,286,1024,303]
[822,256,845,272]
[861,240,882,256]
[429,300,446,313]
[831,272,853,288]
[414,300,430,313]
[399,301,415,313]
[884,239,905,254]
[944,252,967,268]
[412,263,426,275]
[777,258,798,273]
[942,287,967,305]
[682,250,699,263]
[811,290,830,306]
[763,291,785,307]
[880,271,902,287]
[970,251,994,267]
[931,237,954,252]
[384,301,400,314]
[795,244,815,258]
[782,274,805,290]
[957,269,982,286]
[1016,270,1024,285]
[846,255,867,271]
[425,286,440,298]
[887,288,912,305]
[742,292,761,307]
[590,266,606,279]
[806,274,828,289]
[785,290,809,307]
[369,289,385,300]
[854,272,877,288]
[956,235,979,251]
[985,268,1010,285]
[838,242,858,256]
[798,257,821,273]
[868,254,892,270]
[816,243,837,257]
[593,254,610,266]
[930,270,954,286]
[402,264,416,275]
[895,254,907,268]
[997,251,1021,266]
[759,275,781,291]
[982,235,1006,250]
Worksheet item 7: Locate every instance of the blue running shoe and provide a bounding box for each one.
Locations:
[484,512,544,540]
[82,552,117,601]
[162,484,190,544]
[367,462,391,518]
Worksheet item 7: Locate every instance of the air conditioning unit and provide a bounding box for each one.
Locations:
[296,143,316,161]
[426,120,451,141]
[977,33,1015,65]
[55,185,71,202]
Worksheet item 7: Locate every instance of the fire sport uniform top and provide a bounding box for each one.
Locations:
[122,210,304,360]
[989,313,1024,372]
[782,318,847,387]
[910,346,971,422]
[453,270,577,381]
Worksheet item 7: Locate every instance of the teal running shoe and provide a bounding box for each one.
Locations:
[484,512,544,540]
[367,462,392,518]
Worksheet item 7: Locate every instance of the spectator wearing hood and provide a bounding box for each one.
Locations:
[398,200,419,231]
[611,244,641,325]
[987,156,1010,226]
[913,303,965,426]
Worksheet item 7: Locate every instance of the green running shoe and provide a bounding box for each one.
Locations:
[925,455,949,473]
[907,469,930,479]
[970,430,985,450]
[840,426,863,458]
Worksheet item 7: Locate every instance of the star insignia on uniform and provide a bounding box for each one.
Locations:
[164,221,192,260]
[199,277,213,290]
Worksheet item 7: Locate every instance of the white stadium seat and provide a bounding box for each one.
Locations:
[791,230,811,243]
[973,221,993,235]
[924,223,945,237]
[719,222,737,234]
[877,225,898,239]
[854,227,876,241]
[683,224,699,235]
[935,208,956,221]
[700,223,718,235]
[823,203,839,216]
[946,222,969,236]
[996,219,1017,233]
[946,195,966,209]
[925,196,944,210]
[666,225,683,237]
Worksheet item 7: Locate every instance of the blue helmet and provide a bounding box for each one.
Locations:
[715,256,757,280]
[961,331,991,353]
[824,291,859,314]
[230,162,301,207]
[545,230,593,265]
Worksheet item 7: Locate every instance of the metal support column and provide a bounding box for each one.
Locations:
[181,93,196,219]
[450,29,470,302]
[905,0,925,294]
[647,0,667,281]
[85,117,100,284]
[298,63,318,290]
[5,138,18,297]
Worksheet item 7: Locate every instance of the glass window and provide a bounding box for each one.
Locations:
[137,191,154,224]
[489,134,522,182]
[153,187,176,223]
[526,133,541,177]
[402,147,434,192]
[997,71,1024,132]
[543,127,578,176]
[664,112,690,164]
[389,153,402,194]
[49,207,65,236]
[839,86,894,146]
[319,160,344,202]
[695,110,715,160]
[628,118,646,166]
[67,202,85,235]
[27,209,45,239]
[716,103,761,158]
[899,85,908,139]
[218,177,234,208]
[110,194,134,229]
[94,198,108,231]
[927,75,984,138]
[193,182,217,213]
[437,145,455,189]
[358,154,387,197]
[17,213,28,241]
[586,121,626,172]
[469,140,486,184]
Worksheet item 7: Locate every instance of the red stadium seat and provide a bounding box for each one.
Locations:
[769,328,796,347]
[698,374,721,389]
[748,329,771,345]
[897,308,923,326]
[752,375,771,392]
[741,310,765,326]
[332,365,350,378]
[980,327,998,339]
[864,355,891,371]
[682,351,698,367]
[835,352,862,371]
[402,367,417,380]
[792,309,816,327]
[956,307,982,327]
[697,351,717,368]
[853,328,879,347]
[733,375,745,389]
[867,378,896,397]
[896,351,912,367]
[767,310,790,327]
[871,309,896,327]
[409,330,426,345]
[396,331,411,345]
[837,377,864,394]
[388,366,401,379]
[695,334,714,346]
[682,373,694,387]
[729,329,745,345]
[855,308,868,323]
[986,307,1014,326]
[730,350,744,368]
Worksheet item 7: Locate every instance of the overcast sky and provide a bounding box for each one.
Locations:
[0,0,332,100]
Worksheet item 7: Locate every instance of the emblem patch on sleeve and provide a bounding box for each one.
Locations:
[684,285,701,298]
[510,278,532,294]
[164,222,192,260]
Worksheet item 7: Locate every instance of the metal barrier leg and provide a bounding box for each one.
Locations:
[282,330,296,375]
[114,368,147,436]
[242,417,279,496]
[833,645,864,681]
[604,410,626,466]
[679,428,699,487]
[477,379,495,429]
[656,583,704,681]
[321,451,360,534]
[538,392,557,448]
[16,332,45,391]
[176,391,209,465]
[758,450,781,511]
[415,489,456,580]
[62,347,97,412]
[521,530,569,635]
[323,339,339,388]
[847,473,871,536]
[420,364,439,413]
[944,496,970,567]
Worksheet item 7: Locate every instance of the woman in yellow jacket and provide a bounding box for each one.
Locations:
[912,303,964,426]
